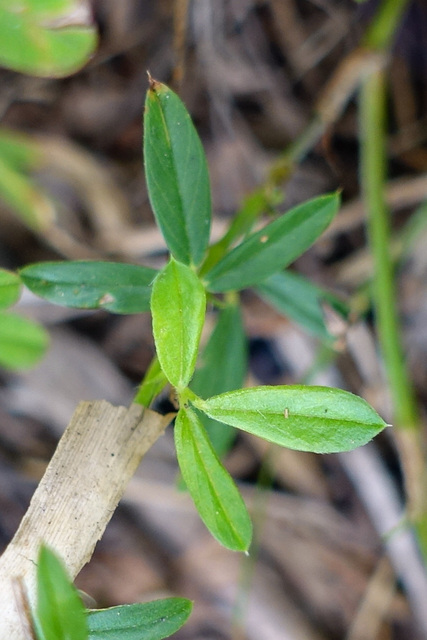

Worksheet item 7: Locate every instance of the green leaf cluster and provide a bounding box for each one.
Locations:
[14,80,388,554]
[0,8,395,637]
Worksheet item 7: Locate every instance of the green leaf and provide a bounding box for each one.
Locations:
[134,357,168,408]
[0,0,97,78]
[20,261,157,314]
[191,304,247,455]
[0,311,48,369]
[144,78,211,266]
[256,271,347,342]
[87,598,192,640]
[200,186,283,277]
[193,386,387,454]
[151,258,206,389]
[175,407,252,551]
[35,545,87,640]
[205,193,340,292]
[0,268,21,309]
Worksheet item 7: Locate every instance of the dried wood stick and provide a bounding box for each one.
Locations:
[0,400,172,640]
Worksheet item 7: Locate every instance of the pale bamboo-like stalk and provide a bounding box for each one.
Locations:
[0,400,171,640]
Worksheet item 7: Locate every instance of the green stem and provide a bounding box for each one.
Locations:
[359,69,418,429]
[363,0,409,50]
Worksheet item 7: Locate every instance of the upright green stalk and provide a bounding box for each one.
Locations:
[358,0,427,540]
[359,70,418,429]
[358,7,427,546]
[362,0,410,51]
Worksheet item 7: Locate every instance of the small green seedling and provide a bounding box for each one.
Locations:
[18,78,388,554]
[29,545,192,640]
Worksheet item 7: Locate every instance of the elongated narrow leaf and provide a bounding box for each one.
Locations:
[191,304,247,455]
[144,78,211,266]
[0,0,97,77]
[20,261,157,314]
[200,186,283,277]
[35,545,87,640]
[87,598,192,640]
[151,259,205,389]
[175,407,252,551]
[0,268,21,309]
[205,193,340,292]
[257,271,348,342]
[0,311,48,369]
[194,386,387,454]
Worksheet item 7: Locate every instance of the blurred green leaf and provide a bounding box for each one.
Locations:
[0,130,54,230]
[87,598,192,640]
[35,545,87,640]
[144,78,211,266]
[20,261,157,314]
[0,0,97,77]
[205,193,340,292]
[191,304,247,455]
[0,268,21,309]
[0,311,48,369]
[257,270,347,342]
[151,258,206,390]
[0,128,40,168]
[194,385,387,453]
[175,406,252,551]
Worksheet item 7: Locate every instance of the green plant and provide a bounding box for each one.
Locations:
[1,83,386,640]
[0,3,390,637]
[17,77,387,556]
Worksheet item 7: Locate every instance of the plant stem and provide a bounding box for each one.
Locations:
[359,70,418,430]
[359,64,427,552]
[362,0,409,50]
